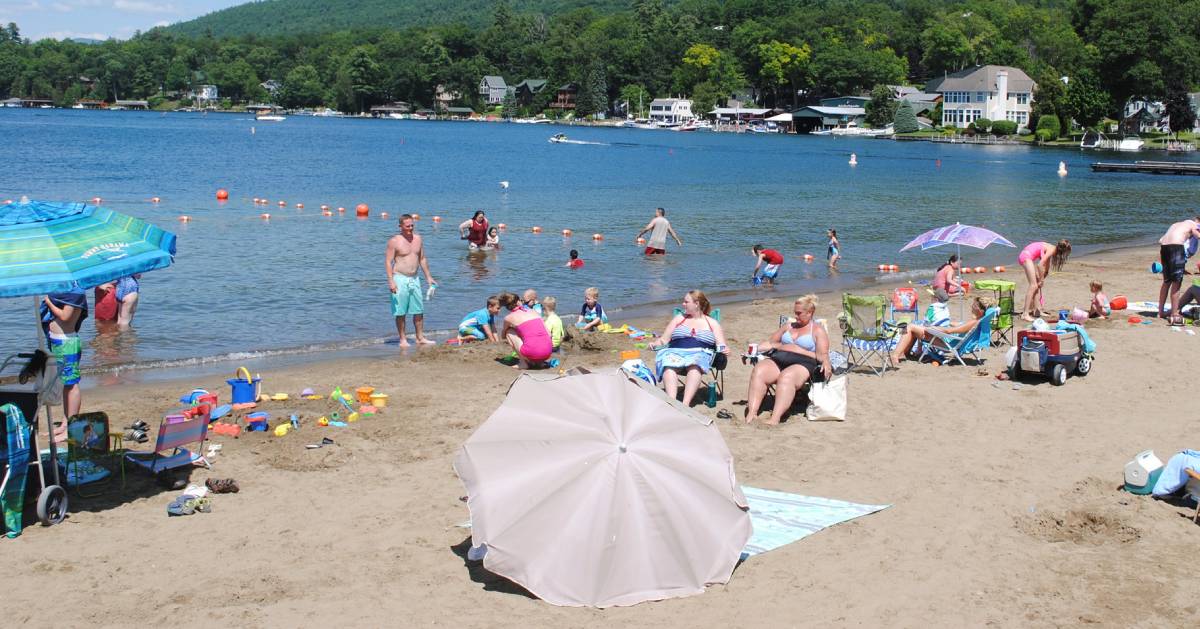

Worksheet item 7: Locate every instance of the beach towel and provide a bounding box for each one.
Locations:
[1054,321,1096,353]
[2,403,32,538]
[740,485,890,560]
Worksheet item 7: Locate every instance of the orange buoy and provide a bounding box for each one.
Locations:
[320,204,329,211]
[497,223,507,231]
[150,197,160,203]
[562,229,572,237]
[356,203,369,217]
[889,264,899,272]
[803,254,814,262]
[322,210,333,216]
[216,189,229,201]
[337,206,346,213]
[296,203,304,209]
[994,265,1006,273]
[252,197,260,204]
[974,266,985,274]
[592,233,604,241]
[177,215,190,222]
[380,212,389,219]
[636,237,646,245]
[877,264,887,272]
[432,216,442,223]
[2,199,12,205]
[532,226,543,233]
[260,213,271,220]
[91,197,102,204]
[961,267,973,274]
[411,213,420,220]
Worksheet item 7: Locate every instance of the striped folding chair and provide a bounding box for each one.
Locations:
[123,406,210,479]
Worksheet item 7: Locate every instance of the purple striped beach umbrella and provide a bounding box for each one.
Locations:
[900,223,1015,252]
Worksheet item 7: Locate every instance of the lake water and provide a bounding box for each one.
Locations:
[1,109,1193,373]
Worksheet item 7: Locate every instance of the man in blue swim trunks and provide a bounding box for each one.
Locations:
[41,288,88,421]
[386,214,437,347]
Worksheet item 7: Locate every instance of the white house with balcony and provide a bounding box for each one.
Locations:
[479,76,507,105]
[648,98,693,125]
[926,65,1036,130]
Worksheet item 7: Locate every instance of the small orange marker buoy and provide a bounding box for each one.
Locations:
[356,203,369,217]
[151,197,160,203]
[216,189,228,201]
[277,201,286,207]
[994,265,1006,273]
[962,267,973,274]
[178,215,190,222]
[974,266,986,274]
[91,197,102,204]
[380,212,389,219]
[337,207,346,213]
[562,229,572,237]
[803,254,814,262]
[412,213,421,220]
[2,199,12,205]
[889,264,899,272]
[296,203,304,209]
[877,264,887,272]
[592,233,604,241]
[322,210,333,216]
[497,223,506,231]
[260,213,271,220]
[532,226,543,233]
[320,204,329,211]
[252,197,260,204]
[636,237,646,245]
[432,216,442,223]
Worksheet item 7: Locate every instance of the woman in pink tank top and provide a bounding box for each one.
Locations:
[499,292,553,368]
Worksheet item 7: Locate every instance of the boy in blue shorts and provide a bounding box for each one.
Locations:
[458,296,501,342]
[40,288,88,420]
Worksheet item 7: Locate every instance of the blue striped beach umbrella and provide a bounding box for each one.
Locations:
[0,199,176,298]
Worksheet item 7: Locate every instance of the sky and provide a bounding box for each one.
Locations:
[0,0,248,41]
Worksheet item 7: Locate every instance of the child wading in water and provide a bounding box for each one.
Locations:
[827,229,840,269]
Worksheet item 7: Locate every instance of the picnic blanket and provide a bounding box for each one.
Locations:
[740,485,890,560]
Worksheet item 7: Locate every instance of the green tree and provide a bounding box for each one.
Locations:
[338,46,381,113]
[1036,113,1061,139]
[1063,70,1112,129]
[619,83,649,117]
[864,84,897,128]
[689,80,722,118]
[893,99,918,133]
[1165,86,1197,134]
[501,89,517,118]
[279,64,324,109]
[756,40,810,107]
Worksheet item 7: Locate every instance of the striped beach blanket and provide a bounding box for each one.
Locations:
[740,485,890,559]
[2,403,32,538]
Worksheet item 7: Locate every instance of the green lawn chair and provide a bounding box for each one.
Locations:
[838,293,897,376]
[974,279,1015,345]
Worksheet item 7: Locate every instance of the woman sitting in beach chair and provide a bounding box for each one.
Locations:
[648,290,729,407]
[889,296,990,368]
[745,294,833,425]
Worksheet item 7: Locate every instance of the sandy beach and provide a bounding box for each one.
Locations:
[5,243,1199,627]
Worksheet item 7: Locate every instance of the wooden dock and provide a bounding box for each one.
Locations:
[1090,161,1200,175]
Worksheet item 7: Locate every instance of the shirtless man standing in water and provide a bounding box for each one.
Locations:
[386,214,436,346]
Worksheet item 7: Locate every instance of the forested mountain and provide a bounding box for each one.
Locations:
[167,0,637,37]
[1,0,1197,136]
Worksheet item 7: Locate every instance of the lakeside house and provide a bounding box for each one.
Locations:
[926,65,1035,130]
[512,79,548,107]
[820,96,869,108]
[550,84,577,110]
[791,104,867,133]
[369,102,412,117]
[707,107,771,123]
[889,85,940,116]
[112,100,149,110]
[479,76,507,105]
[648,98,693,125]
[434,85,461,112]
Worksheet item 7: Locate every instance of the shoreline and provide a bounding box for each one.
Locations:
[79,233,1161,389]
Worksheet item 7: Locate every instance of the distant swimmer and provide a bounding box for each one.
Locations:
[636,207,682,255]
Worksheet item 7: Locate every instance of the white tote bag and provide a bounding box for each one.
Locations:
[806,375,847,421]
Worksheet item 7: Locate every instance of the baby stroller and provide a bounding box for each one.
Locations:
[1,350,69,535]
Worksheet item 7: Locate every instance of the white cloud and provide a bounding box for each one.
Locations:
[112,0,178,13]
[42,30,109,40]
[51,3,73,12]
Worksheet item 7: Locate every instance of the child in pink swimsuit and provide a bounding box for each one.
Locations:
[1017,242,1045,265]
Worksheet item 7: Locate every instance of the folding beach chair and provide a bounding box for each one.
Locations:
[919,307,998,366]
[889,287,920,325]
[974,279,1015,345]
[839,294,897,376]
[123,406,211,480]
[670,307,725,402]
[65,412,117,498]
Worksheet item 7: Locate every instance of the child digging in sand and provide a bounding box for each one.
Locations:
[577,287,607,331]
[1089,281,1110,319]
[542,296,565,351]
[458,296,501,342]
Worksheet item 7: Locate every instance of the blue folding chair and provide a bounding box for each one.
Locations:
[919,307,998,366]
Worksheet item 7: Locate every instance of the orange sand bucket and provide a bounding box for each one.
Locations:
[369,393,388,408]
[620,350,640,360]
[356,386,375,403]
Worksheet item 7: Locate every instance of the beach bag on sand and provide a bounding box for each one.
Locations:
[806,375,847,421]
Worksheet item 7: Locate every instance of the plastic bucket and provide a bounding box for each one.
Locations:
[356,386,375,403]
[226,367,261,405]
[369,393,388,408]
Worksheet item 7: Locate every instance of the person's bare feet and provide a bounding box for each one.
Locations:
[415,337,435,345]
[398,338,411,348]
[760,418,780,426]
[1020,314,1035,322]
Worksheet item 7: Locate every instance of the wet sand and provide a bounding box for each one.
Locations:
[6,244,1199,627]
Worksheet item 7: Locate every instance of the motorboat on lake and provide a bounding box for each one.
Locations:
[1081,130,1143,151]
[549,133,568,143]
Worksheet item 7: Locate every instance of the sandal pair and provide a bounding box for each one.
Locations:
[167,495,211,516]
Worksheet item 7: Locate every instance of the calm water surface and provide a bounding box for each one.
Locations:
[1,109,1194,371]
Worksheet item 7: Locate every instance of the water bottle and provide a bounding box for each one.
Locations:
[706,384,717,408]
[425,282,437,300]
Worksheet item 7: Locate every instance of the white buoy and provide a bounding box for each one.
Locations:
[1057,161,1068,176]
[849,153,858,166]
[499,181,510,189]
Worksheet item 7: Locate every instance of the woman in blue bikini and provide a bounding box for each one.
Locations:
[745,294,832,425]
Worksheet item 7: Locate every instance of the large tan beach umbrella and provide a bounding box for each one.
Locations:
[454,369,751,607]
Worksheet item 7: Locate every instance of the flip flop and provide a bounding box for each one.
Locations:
[192,497,212,513]
[716,409,734,420]
[126,420,149,432]
[167,495,195,516]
